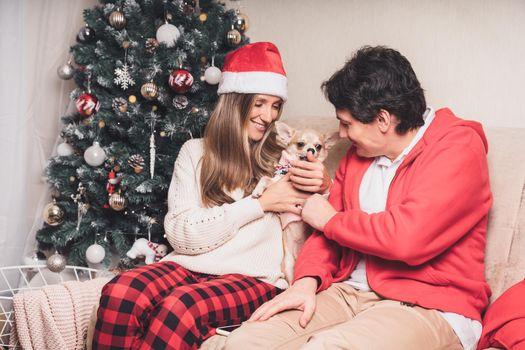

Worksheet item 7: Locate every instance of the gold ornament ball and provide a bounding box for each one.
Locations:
[109,10,126,29]
[122,40,130,49]
[152,105,158,112]
[160,131,167,137]
[226,29,241,47]
[141,82,159,100]
[199,13,208,22]
[46,253,67,273]
[128,95,137,103]
[191,106,200,113]
[69,176,76,182]
[109,192,127,211]
[43,201,65,226]
[233,12,250,33]
[98,120,106,128]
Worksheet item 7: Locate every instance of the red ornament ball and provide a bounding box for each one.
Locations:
[76,93,100,117]
[168,69,194,93]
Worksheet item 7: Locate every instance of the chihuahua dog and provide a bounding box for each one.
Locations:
[252,121,339,283]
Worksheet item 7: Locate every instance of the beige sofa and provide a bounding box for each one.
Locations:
[88,115,525,350]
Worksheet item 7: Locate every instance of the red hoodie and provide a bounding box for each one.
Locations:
[294,108,493,321]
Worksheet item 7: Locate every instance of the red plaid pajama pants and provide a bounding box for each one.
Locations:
[92,261,281,350]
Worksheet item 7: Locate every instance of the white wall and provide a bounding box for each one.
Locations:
[232,0,525,128]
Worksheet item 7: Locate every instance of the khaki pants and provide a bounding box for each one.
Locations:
[223,283,463,350]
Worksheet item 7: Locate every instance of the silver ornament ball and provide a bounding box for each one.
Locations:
[57,63,74,80]
[173,95,189,110]
[46,253,67,273]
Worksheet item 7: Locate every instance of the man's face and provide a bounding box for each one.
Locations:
[336,109,385,158]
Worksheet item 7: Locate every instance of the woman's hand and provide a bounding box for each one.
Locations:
[248,277,319,328]
[289,152,332,194]
[257,173,309,215]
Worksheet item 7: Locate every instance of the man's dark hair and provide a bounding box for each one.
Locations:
[321,46,426,133]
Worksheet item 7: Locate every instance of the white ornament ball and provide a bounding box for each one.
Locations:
[57,142,74,156]
[86,243,105,264]
[156,23,180,47]
[84,141,106,166]
[204,66,221,85]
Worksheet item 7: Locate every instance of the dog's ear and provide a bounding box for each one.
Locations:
[323,131,340,150]
[274,121,295,146]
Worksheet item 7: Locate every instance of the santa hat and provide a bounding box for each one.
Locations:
[218,42,287,101]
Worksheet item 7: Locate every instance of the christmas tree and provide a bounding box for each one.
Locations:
[37,0,250,270]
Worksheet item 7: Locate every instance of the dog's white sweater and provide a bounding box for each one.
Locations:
[162,138,288,290]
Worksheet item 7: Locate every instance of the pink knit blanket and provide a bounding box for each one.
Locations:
[10,276,110,350]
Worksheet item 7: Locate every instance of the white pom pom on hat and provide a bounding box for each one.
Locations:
[217,42,287,101]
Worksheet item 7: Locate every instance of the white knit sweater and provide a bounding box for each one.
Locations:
[162,138,288,290]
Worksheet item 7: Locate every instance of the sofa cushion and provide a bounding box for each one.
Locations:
[477,279,525,350]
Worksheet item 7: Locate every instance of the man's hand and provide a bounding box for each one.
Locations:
[248,277,318,328]
[289,152,332,194]
[302,194,338,231]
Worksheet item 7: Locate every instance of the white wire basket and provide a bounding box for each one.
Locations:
[0,264,99,349]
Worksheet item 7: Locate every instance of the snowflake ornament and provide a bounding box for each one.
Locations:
[114,64,135,90]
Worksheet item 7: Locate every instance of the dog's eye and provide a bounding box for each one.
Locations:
[297,142,305,148]
[315,144,322,151]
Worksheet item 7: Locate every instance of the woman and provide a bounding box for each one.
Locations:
[92,42,332,350]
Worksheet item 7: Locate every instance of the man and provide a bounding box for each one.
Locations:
[224,46,493,350]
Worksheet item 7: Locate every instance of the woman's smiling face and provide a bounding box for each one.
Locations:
[246,94,283,142]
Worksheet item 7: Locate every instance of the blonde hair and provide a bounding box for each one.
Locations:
[200,93,283,207]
